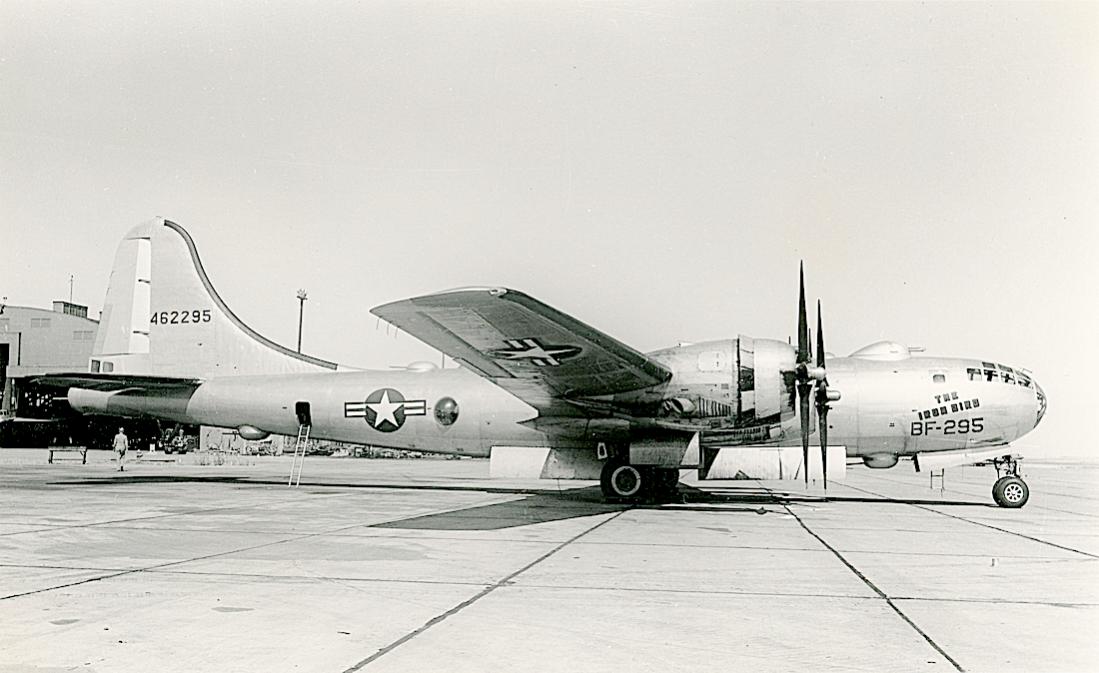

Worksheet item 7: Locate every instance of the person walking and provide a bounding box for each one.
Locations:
[113,427,129,472]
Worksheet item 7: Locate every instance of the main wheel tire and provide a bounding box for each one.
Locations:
[600,459,645,500]
[992,476,1029,508]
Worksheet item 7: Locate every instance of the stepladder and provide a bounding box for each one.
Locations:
[929,467,946,495]
[288,424,310,486]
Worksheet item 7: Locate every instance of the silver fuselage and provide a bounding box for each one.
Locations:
[69,347,1043,460]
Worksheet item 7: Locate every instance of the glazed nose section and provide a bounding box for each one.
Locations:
[1034,380,1047,429]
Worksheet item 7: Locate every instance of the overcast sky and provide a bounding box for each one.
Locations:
[2,1,1096,458]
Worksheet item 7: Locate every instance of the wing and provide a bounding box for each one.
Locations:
[29,373,202,392]
[371,287,671,416]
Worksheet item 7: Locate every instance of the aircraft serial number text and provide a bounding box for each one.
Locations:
[150,310,212,325]
[910,417,984,435]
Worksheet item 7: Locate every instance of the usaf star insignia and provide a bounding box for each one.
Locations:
[345,388,427,432]
[489,338,582,366]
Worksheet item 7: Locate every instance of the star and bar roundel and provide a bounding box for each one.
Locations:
[345,388,427,432]
[489,337,582,367]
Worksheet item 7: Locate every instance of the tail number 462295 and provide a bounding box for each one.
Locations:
[151,309,212,325]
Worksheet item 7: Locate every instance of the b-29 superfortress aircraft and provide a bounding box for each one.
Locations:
[35,219,1045,507]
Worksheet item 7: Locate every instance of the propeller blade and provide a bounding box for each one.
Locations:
[816,299,828,488]
[799,383,811,486]
[797,262,809,365]
[816,299,825,369]
[819,405,829,490]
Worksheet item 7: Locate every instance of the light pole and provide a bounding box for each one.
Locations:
[296,289,308,353]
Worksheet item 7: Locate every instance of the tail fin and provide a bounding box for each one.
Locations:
[91,217,338,378]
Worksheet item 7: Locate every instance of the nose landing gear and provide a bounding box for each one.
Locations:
[991,456,1029,508]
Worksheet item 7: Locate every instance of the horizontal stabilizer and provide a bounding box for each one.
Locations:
[30,373,201,392]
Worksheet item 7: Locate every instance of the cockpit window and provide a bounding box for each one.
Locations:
[966,362,1032,387]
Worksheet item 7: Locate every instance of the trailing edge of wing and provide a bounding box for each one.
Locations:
[371,287,671,415]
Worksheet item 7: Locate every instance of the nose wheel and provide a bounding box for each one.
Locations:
[991,456,1029,508]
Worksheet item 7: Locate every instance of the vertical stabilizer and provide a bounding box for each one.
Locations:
[92,218,338,378]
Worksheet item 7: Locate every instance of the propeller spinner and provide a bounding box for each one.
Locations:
[795,264,841,488]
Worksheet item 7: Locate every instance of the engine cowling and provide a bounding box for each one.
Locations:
[736,336,797,424]
[646,336,797,430]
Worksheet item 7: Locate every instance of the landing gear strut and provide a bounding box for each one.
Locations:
[991,455,1029,508]
[599,457,680,502]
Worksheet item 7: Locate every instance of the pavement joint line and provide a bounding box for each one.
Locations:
[51,524,833,552]
[0,493,520,602]
[0,526,70,537]
[0,562,485,588]
[0,563,132,572]
[13,559,1093,610]
[778,500,966,672]
[0,493,351,538]
[485,582,1099,608]
[5,524,611,545]
[842,483,1099,559]
[142,568,878,599]
[890,595,1099,608]
[0,485,516,540]
[339,509,629,673]
[6,563,1095,608]
[144,568,493,587]
[561,538,1088,559]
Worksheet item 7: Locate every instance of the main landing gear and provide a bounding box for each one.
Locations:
[599,457,680,502]
[990,455,1029,508]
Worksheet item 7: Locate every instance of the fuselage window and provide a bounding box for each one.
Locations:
[932,373,946,383]
[434,397,459,426]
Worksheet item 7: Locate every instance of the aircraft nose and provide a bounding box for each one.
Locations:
[1033,379,1047,429]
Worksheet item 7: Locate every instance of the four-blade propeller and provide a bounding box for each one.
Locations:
[794,263,841,489]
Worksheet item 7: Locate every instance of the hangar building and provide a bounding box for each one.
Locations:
[0,300,162,449]
[1,301,98,418]
[1,300,277,454]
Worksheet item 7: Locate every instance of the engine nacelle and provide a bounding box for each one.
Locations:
[646,337,797,430]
